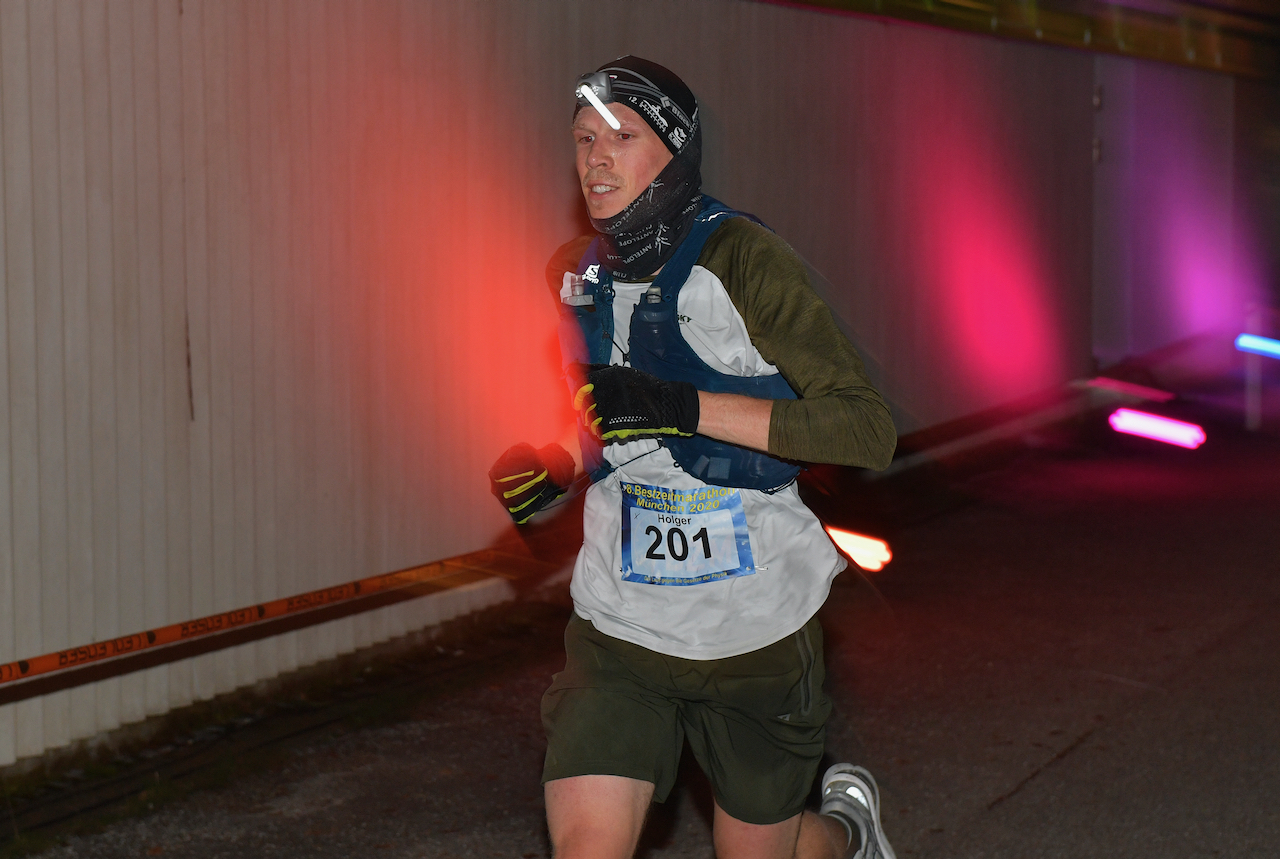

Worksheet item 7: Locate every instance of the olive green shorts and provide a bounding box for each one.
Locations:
[541,612,831,825]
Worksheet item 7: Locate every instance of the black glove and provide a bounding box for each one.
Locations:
[488,442,576,524]
[571,363,700,444]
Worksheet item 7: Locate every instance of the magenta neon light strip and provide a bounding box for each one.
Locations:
[1108,408,1206,449]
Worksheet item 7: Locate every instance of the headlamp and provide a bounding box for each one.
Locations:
[575,71,621,130]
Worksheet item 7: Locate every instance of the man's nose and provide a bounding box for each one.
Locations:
[586,140,612,167]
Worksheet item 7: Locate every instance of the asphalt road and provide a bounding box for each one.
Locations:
[17,397,1280,858]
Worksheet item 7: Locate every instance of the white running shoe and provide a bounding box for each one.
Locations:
[819,763,896,859]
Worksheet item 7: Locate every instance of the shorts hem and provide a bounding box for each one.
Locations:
[712,794,810,827]
[542,762,663,795]
[540,768,660,788]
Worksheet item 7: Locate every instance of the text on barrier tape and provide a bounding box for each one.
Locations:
[0,557,519,687]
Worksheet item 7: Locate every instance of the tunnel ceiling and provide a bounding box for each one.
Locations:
[759,0,1280,79]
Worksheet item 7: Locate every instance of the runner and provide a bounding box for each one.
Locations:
[490,56,897,859]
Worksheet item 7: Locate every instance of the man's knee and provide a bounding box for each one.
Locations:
[711,801,805,859]
[545,774,655,859]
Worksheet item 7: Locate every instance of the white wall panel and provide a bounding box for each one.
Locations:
[3,0,48,760]
[244,0,278,688]
[0,0,14,767]
[82,0,122,737]
[29,0,73,753]
[53,0,97,743]
[178,0,215,706]
[131,0,170,719]
[286,0,317,677]
[199,0,235,697]
[269,0,302,679]
[223,0,257,692]
[156,0,192,713]
[0,0,1227,764]
[106,0,147,732]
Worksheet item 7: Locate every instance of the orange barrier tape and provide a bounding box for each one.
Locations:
[0,553,533,688]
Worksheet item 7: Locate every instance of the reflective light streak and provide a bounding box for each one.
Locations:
[577,84,621,130]
[1087,377,1175,402]
[1108,408,1206,449]
[824,527,893,572]
[1235,333,1280,360]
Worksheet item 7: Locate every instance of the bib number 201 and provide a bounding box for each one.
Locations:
[645,525,711,562]
[621,482,755,586]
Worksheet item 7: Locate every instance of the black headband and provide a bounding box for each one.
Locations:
[574,56,699,157]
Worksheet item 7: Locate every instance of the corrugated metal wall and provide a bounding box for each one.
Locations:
[0,0,1218,764]
[696,9,1096,429]
[0,0,573,766]
[1091,55,1245,364]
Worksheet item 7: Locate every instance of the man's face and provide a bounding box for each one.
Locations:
[573,102,673,220]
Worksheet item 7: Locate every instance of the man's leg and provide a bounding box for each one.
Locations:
[712,803,850,859]
[545,774,655,859]
[712,763,898,859]
[795,810,857,859]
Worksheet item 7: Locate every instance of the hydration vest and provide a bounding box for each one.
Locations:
[557,196,802,492]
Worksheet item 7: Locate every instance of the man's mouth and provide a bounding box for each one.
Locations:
[584,172,622,196]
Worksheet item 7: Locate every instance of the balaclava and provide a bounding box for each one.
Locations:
[574,56,702,279]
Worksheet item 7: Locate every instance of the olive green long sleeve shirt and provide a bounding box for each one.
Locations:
[547,217,896,470]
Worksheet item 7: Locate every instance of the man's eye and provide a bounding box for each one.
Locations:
[618,133,633,140]
[577,135,593,144]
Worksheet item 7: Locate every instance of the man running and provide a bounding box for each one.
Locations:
[489,56,897,859]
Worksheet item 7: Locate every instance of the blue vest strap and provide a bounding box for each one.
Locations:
[557,196,802,492]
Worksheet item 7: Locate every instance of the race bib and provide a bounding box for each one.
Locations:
[620,482,755,586]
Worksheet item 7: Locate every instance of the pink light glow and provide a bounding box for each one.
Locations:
[1160,189,1255,338]
[1108,408,1206,449]
[824,527,893,572]
[873,51,1066,416]
[1137,69,1263,343]
[933,163,1062,402]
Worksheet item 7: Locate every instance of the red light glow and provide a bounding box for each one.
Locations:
[839,44,1076,428]
[1108,408,1206,449]
[932,160,1062,403]
[289,4,573,547]
[1087,377,1176,402]
[824,527,893,572]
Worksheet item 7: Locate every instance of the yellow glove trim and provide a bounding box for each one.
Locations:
[602,427,695,441]
[510,482,566,523]
[572,383,595,411]
[508,492,544,514]
[496,469,537,483]
[502,469,548,499]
